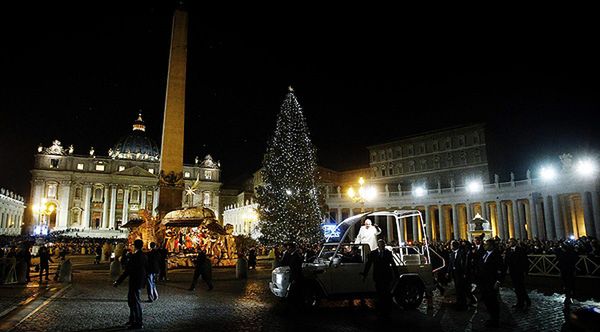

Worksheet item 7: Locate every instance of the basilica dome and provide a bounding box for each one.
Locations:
[109,114,160,161]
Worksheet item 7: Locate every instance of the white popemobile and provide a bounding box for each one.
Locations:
[270,210,445,308]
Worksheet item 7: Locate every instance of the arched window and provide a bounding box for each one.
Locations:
[203,192,211,206]
[94,188,103,201]
[131,190,139,202]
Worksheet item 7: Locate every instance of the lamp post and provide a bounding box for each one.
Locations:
[346,177,376,213]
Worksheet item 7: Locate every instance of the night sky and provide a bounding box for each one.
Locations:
[1,3,599,199]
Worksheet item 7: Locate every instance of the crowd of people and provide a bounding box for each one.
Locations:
[0,234,129,285]
[2,227,599,329]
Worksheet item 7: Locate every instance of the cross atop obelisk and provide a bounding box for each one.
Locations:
[157,4,188,218]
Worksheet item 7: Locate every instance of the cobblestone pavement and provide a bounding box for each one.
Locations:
[2,256,599,332]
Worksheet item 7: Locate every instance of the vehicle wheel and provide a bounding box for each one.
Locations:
[394,280,424,309]
[300,285,320,308]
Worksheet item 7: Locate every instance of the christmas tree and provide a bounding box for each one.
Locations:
[256,87,326,245]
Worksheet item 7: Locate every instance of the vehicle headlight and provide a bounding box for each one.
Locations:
[272,266,290,286]
[275,273,284,285]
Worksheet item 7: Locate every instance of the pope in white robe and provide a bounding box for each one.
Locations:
[354,219,381,251]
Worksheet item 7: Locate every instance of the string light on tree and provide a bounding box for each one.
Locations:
[256,86,326,245]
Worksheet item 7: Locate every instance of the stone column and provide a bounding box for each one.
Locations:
[481,202,489,221]
[122,188,130,224]
[337,208,342,223]
[387,215,396,243]
[517,201,526,239]
[57,181,71,229]
[425,206,433,241]
[438,206,446,241]
[592,191,600,240]
[141,188,147,211]
[528,196,539,239]
[466,203,474,240]
[4,211,9,230]
[543,195,555,240]
[152,187,160,217]
[102,187,110,229]
[452,204,460,240]
[32,179,45,226]
[82,184,92,229]
[109,185,117,229]
[412,215,419,242]
[512,200,521,240]
[502,202,510,239]
[581,191,595,238]
[552,194,564,240]
[495,201,505,240]
[536,198,546,240]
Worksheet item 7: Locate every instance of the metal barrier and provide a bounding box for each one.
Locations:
[527,255,600,278]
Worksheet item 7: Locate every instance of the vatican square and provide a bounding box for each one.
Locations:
[1,2,600,332]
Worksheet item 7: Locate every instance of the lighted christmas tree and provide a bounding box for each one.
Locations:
[256,87,326,245]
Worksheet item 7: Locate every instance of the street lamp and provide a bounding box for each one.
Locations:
[540,165,558,182]
[31,198,53,235]
[347,177,376,212]
[412,186,426,197]
[466,180,483,193]
[575,159,597,177]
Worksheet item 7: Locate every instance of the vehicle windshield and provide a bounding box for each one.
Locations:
[317,244,340,262]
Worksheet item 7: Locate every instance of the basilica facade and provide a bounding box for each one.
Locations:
[29,114,222,235]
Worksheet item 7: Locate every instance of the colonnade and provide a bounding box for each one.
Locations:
[327,180,600,242]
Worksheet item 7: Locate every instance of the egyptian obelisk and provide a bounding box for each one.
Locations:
[157,5,188,218]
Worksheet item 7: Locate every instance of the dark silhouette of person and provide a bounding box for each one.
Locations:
[146,242,160,302]
[59,247,68,261]
[22,244,32,283]
[448,240,468,310]
[362,239,397,315]
[94,245,102,264]
[477,238,504,328]
[504,238,531,309]
[248,248,257,270]
[555,242,578,306]
[114,239,148,330]
[158,244,168,282]
[280,242,303,300]
[38,246,53,281]
[189,248,213,291]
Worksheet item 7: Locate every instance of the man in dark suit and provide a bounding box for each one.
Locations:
[555,242,578,306]
[146,242,160,302]
[114,239,148,330]
[362,239,397,315]
[504,238,531,310]
[189,247,213,291]
[280,242,303,300]
[38,246,54,281]
[477,238,504,328]
[158,244,168,282]
[448,240,468,310]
